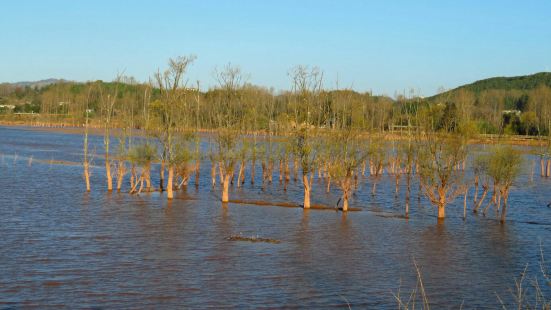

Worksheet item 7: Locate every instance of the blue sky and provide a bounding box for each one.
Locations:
[1,0,550,96]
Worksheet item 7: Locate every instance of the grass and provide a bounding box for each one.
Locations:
[395,247,551,309]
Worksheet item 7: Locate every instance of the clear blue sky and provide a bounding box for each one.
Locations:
[1,0,550,96]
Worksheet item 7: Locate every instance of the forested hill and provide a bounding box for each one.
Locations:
[424,72,551,135]
[430,72,551,100]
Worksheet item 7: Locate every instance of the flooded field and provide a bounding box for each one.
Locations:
[0,125,550,308]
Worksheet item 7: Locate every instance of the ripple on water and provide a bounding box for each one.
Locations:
[0,126,550,308]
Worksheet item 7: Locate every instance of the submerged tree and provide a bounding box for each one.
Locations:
[289,65,323,209]
[82,84,93,192]
[151,55,196,199]
[114,129,128,192]
[98,77,122,191]
[417,132,468,220]
[212,63,246,203]
[327,130,365,211]
[215,129,242,202]
[472,153,490,214]
[128,143,157,194]
[486,146,522,222]
[367,135,386,197]
[293,127,318,208]
[400,138,416,218]
[173,133,196,189]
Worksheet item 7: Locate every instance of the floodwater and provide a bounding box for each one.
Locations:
[0,126,550,308]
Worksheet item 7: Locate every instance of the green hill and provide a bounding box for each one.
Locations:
[431,72,551,100]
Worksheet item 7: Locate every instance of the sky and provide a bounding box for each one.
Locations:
[1,0,550,96]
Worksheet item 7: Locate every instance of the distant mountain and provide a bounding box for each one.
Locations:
[7,78,67,89]
[430,72,551,100]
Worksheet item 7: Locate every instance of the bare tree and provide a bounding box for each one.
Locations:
[486,146,522,222]
[98,76,123,191]
[213,63,246,203]
[327,130,365,211]
[152,55,196,199]
[417,132,467,220]
[289,65,323,209]
[82,84,93,192]
[368,135,386,197]
[128,143,157,194]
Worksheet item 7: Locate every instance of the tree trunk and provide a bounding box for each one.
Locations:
[218,162,224,184]
[394,175,400,197]
[105,156,113,191]
[342,177,351,211]
[159,161,165,192]
[405,172,411,218]
[540,157,545,176]
[137,176,144,194]
[500,194,509,223]
[261,161,267,183]
[240,164,245,186]
[285,160,290,182]
[547,159,551,177]
[302,174,311,209]
[473,186,488,213]
[342,189,349,212]
[268,160,274,183]
[144,163,151,191]
[437,190,446,219]
[369,160,374,175]
[195,160,200,188]
[237,161,245,188]
[130,175,141,194]
[326,175,331,193]
[496,192,502,216]
[222,173,230,203]
[84,161,91,192]
[483,188,496,216]
[116,162,125,192]
[130,163,136,190]
[438,202,446,219]
[473,175,479,205]
[167,166,174,199]
[279,159,284,182]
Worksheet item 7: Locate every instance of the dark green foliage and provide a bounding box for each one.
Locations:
[436,72,551,96]
[13,101,40,113]
[438,102,458,131]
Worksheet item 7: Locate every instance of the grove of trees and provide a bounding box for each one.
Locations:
[2,56,544,222]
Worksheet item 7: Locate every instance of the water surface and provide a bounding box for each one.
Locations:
[0,126,550,308]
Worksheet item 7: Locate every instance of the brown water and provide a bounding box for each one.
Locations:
[0,126,550,308]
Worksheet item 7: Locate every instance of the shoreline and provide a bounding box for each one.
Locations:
[0,120,548,147]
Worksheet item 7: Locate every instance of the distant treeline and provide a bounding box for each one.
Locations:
[1,71,551,135]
